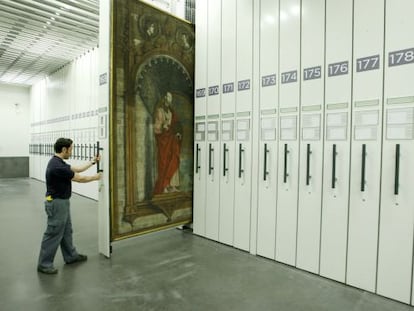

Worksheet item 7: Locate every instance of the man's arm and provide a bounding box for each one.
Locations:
[71,155,100,173]
[72,172,101,183]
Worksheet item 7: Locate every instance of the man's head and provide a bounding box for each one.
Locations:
[54,138,73,159]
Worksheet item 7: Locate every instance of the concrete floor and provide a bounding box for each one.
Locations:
[0,178,413,311]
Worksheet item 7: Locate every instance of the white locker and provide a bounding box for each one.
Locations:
[29,140,33,178]
[33,85,42,181]
[275,0,301,266]
[377,0,414,304]
[256,0,279,260]
[31,135,39,180]
[320,0,353,282]
[219,0,237,247]
[234,0,253,252]
[347,0,384,292]
[193,120,207,236]
[193,0,208,237]
[296,0,325,274]
[205,0,222,242]
[39,94,49,182]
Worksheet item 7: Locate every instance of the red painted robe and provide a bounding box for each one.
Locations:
[153,106,181,194]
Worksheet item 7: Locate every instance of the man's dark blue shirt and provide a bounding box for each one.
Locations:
[45,156,74,199]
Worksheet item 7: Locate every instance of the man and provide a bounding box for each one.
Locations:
[153,92,182,194]
[37,138,101,274]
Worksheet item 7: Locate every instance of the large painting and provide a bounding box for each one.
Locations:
[111,0,194,239]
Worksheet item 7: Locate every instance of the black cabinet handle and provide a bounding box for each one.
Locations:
[96,141,103,173]
[208,143,214,175]
[195,144,201,174]
[361,144,366,192]
[238,144,245,178]
[264,143,269,181]
[332,144,337,189]
[394,144,400,195]
[223,143,229,176]
[306,144,311,186]
[283,144,289,183]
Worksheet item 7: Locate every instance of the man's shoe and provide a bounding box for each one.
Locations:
[37,266,58,274]
[66,254,87,264]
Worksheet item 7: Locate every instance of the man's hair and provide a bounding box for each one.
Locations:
[54,138,73,153]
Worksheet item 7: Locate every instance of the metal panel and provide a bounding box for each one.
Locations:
[347,0,384,293]
[275,0,301,266]
[378,0,414,304]
[193,0,208,237]
[218,0,237,246]
[296,0,325,274]
[320,0,353,283]
[234,0,253,251]
[256,0,279,260]
[204,0,221,241]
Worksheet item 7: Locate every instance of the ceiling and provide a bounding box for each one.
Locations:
[0,0,99,86]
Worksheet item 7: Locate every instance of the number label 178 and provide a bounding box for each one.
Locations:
[389,48,414,67]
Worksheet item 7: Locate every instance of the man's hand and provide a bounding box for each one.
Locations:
[96,172,103,180]
[93,154,101,164]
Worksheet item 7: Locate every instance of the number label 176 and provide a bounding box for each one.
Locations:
[328,61,348,77]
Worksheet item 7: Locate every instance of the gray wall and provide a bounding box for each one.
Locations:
[0,157,29,178]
